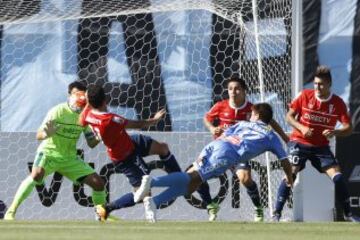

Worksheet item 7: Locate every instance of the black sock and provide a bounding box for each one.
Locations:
[333,173,351,216]
[197,181,212,206]
[245,181,261,208]
[160,152,182,173]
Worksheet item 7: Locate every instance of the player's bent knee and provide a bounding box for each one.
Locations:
[31,168,45,182]
[240,176,253,186]
[85,174,105,191]
[237,170,252,186]
[159,142,170,156]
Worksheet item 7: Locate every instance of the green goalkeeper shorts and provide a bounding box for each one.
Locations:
[33,152,96,184]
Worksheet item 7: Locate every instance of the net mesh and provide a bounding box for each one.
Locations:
[0,0,293,221]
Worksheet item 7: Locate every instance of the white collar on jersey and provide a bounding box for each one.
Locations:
[315,92,333,103]
[229,99,248,110]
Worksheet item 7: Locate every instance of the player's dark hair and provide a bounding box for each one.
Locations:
[314,65,332,84]
[226,77,247,91]
[68,81,86,93]
[87,84,106,109]
[252,103,273,124]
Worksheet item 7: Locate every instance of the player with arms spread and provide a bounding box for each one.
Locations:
[80,85,181,221]
[133,103,293,222]
[4,81,105,220]
[198,77,289,221]
[273,65,360,222]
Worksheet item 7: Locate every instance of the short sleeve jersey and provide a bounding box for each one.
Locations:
[205,99,253,138]
[289,89,351,146]
[221,121,288,164]
[80,106,135,162]
[37,103,92,158]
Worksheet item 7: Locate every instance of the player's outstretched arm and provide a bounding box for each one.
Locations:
[36,120,58,140]
[269,119,289,143]
[125,109,166,129]
[281,159,293,187]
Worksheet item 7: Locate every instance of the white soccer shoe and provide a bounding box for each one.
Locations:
[143,196,157,223]
[134,175,152,203]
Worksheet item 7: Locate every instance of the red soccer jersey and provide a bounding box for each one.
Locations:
[289,89,351,146]
[80,106,135,162]
[205,99,253,138]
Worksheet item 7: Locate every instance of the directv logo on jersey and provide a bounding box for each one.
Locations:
[303,113,331,124]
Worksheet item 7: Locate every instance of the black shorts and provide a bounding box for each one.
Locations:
[113,134,153,187]
[288,141,338,173]
[130,134,153,157]
[114,152,150,187]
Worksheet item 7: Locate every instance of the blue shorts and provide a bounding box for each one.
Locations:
[130,134,153,157]
[288,141,338,173]
[193,140,240,181]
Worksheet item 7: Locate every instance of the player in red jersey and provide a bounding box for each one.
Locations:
[80,85,181,222]
[198,77,289,221]
[273,65,360,222]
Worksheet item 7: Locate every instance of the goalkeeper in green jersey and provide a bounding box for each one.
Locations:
[4,81,106,220]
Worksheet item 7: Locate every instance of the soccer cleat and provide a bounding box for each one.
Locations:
[143,196,157,223]
[95,205,108,222]
[344,214,360,223]
[207,202,220,221]
[254,207,264,222]
[134,175,152,203]
[271,211,281,222]
[4,209,16,221]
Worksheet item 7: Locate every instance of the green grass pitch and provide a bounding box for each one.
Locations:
[0,221,359,240]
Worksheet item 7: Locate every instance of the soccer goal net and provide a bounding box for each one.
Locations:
[0,0,294,221]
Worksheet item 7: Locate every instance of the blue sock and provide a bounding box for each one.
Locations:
[197,182,213,205]
[333,173,351,216]
[152,172,191,207]
[274,179,291,214]
[160,152,182,173]
[106,192,135,212]
[246,182,261,208]
[151,172,189,187]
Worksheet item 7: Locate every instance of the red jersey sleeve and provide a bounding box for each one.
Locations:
[111,115,128,129]
[337,99,351,125]
[205,102,221,122]
[289,91,304,113]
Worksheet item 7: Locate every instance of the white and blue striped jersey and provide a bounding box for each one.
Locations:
[222,120,287,162]
[194,120,287,181]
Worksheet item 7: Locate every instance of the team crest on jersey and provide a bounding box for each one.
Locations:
[308,103,314,109]
[112,116,124,124]
[329,104,334,114]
